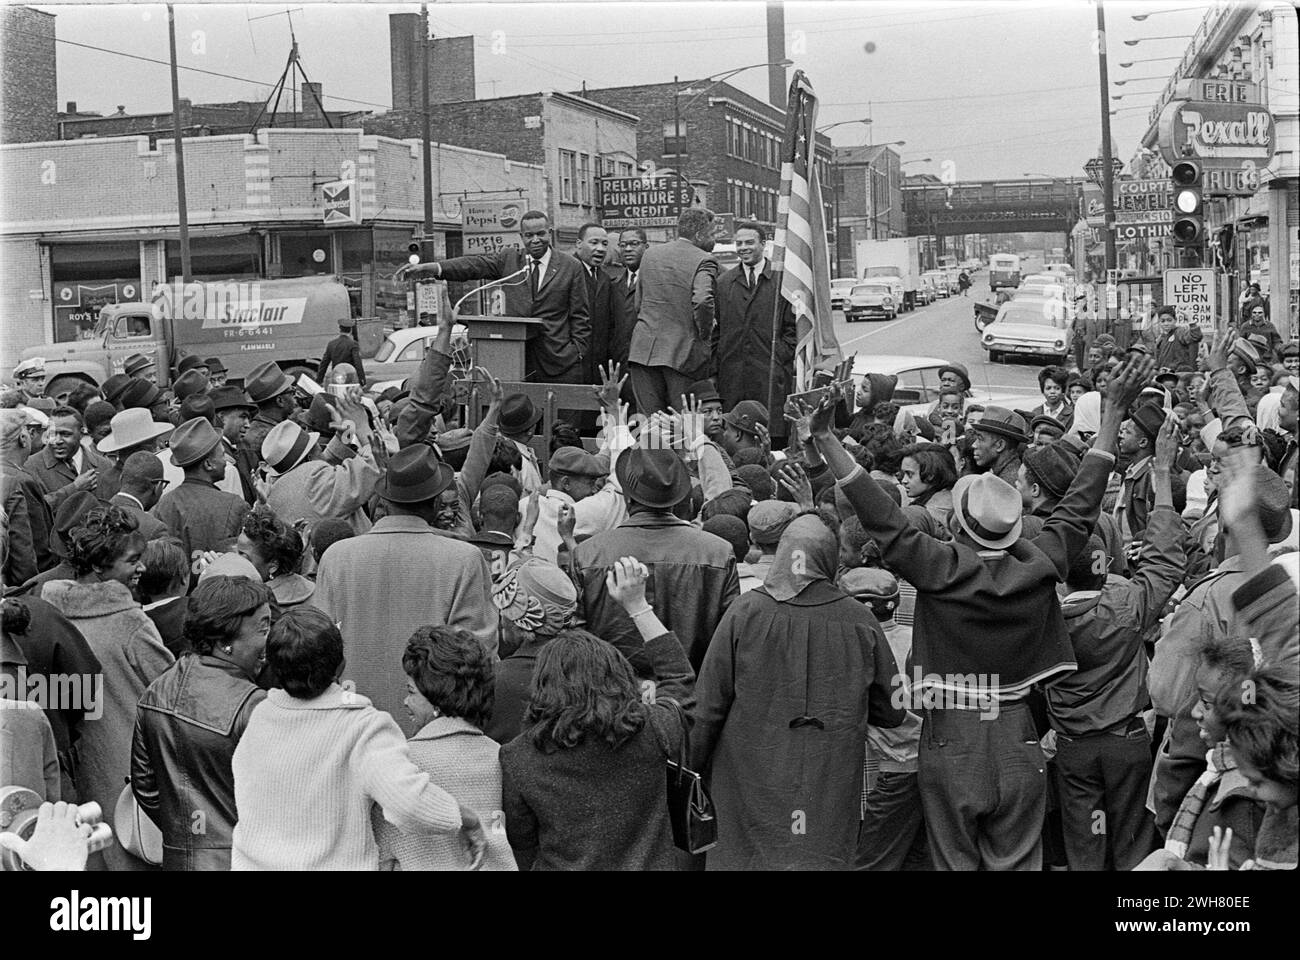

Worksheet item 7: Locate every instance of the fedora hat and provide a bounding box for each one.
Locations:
[203,357,227,375]
[244,361,293,404]
[951,472,1023,550]
[261,420,320,476]
[938,363,972,391]
[208,385,256,414]
[168,417,224,468]
[49,490,101,560]
[101,373,133,406]
[374,444,455,504]
[123,354,155,377]
[615,446,691,509]
[172,369,209,401]
[499,394,542,435]
[723,399,769,437]
[119,378,161,410]
[1229,338,1261,374]
[1129,402,1166,445]
[179,394,216,425]
[176,355,209,376]
[970,406,1028,444]
[96,408,173,454]
[688,379,721,405]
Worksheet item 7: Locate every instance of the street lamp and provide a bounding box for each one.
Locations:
[817,118,872,136]
[1118,56,1184,66]
[1113,76,1170,85]
[819,119,870,276]
[1132,8,1202,20]
[1122,35,1193,45]
[671,59,794,212]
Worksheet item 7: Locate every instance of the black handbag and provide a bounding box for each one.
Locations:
[657,698,718,855]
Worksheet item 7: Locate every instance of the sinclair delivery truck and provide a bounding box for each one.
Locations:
[854,238,923,311]
[16,276,367,397]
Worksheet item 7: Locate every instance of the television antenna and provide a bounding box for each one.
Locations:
[247,8,332,133]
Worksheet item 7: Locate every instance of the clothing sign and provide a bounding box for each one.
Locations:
[1164,268,1217,333]
[462,199,525,255]
[323,180,360,225]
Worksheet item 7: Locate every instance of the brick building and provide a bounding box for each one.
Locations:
[1,6,57,144]
[363,92,638,244]
[0,128,543,361]
[832,144,905,276]
[389,15,476,108]
[581,79,833,239]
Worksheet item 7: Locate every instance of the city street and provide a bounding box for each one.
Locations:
[831,270,1045,399]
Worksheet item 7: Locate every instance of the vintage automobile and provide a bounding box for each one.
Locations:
[850,354,1039,424]
[367,323,469,393]
[831,278,858,312]
[981,296,1074,363]
[845,281,898,322]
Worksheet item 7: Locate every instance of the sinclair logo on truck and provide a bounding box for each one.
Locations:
[152,280,307,329]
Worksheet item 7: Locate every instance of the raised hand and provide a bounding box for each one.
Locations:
[1153,409,1180,473]
[810,385,839,436]
[474,365,505,407]
[1208,327,1233,371]
[593,360,627,411]
[669,392,704,448]
[774,460,814,509]
[605,556,650,612]
[1104,355,1156,411]
[1216,446,1260,532]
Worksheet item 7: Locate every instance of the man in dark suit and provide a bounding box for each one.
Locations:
[108,451,171,542]
[317,321,366,387]
[572,223,613,434]
[628,208,719,415]
[605,228,645,372]
[712,221,796,444]
[405,210,590,385]
[26,406,112,515]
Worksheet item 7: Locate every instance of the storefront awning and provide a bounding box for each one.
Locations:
[41,225,256,244]
[1236,190,1270,223]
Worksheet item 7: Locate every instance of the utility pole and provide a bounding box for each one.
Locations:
[167,4,191,286]
[421,3,434,238]
[1095,0,1122,343]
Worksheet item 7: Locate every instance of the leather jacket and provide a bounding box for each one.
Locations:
[131,655,266,871]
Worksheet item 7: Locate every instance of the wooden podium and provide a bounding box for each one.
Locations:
[464,315,545,382]
[459,314,606,475]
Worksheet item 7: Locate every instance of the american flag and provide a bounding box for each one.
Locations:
[772,70,842,392]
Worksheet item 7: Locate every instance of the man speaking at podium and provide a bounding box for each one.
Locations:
[404,209,590,387]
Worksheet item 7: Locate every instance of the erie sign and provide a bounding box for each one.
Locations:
[600,176,693,228]
[1163,268,1218,333]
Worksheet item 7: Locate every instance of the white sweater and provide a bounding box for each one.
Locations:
[231,684,462,870]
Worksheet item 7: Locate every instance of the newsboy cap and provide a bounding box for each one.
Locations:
[548,445,605,477]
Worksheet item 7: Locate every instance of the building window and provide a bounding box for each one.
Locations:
[663,120,686,158]
[617,161,633,177]
[579,153,591,205]
[559,149,576,204]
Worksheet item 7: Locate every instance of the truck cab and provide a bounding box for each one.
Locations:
[16,302,165,400]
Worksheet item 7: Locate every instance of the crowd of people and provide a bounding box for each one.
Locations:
[1,208,1296,872]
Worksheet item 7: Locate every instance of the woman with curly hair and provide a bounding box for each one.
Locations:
[500,558,696,870]
[374,625,517,871]
[131,576,273,870]
[235,509,315,608]
[41,505,173,871]
[898,442,958,528]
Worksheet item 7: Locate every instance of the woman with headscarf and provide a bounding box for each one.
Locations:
[484,556,578,744]
[691,510,905,870]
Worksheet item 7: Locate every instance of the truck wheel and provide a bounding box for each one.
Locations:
[45,374,94,400]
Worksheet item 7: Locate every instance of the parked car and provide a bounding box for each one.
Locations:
[981,297,1074,363]
[916,275,938,305]
[846,281,898,322]
[922,270,951,297]
[831,278,858,312]
[850,354,1039,424]
[367,323,469,393]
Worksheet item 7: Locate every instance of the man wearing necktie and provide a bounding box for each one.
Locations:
[404,209,590,387]
[574,224,615,420]
[712,221,797,444]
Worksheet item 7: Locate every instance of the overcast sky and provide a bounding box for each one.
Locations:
[33,0,1215,180]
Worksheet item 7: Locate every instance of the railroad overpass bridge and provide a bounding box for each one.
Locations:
[903,178,1084,236]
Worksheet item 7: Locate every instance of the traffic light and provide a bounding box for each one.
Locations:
[407,235,433,265]
[1171,160,1203,245]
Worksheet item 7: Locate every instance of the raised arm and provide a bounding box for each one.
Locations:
[395,288,455,449]
[1127,416,1189,631]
